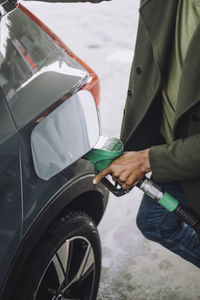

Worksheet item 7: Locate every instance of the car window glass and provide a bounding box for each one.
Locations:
[0,9,88,128]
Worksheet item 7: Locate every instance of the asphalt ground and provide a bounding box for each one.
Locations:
[23,1,200,299]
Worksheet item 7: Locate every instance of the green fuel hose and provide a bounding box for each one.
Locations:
[137,177,200,238]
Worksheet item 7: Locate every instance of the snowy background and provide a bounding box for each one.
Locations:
[22,0,200,299]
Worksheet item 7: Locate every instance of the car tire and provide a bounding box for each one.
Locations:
[15,211,101,300]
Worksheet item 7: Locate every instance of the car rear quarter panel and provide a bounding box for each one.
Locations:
[0,4,97,232]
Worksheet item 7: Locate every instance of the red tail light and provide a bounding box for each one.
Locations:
[18,3,100,106]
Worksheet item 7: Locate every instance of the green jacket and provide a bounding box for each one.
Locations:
[120,0,200,216]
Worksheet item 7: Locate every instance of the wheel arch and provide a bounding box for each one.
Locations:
[0,174,108,300]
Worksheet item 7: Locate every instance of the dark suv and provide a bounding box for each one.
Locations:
[0,1,109,299]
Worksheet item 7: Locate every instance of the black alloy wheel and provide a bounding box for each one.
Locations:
[14,212,101,300]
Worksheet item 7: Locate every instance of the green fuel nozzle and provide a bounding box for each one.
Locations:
[84,136,132,196]
[84,136,200,238]
[84,136,124,173]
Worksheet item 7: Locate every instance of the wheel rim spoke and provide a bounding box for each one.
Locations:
[80,244,94,277]
[61,237,94,293]
[33,256,64,300]
[56,240,70,275]
[51,255,66,287]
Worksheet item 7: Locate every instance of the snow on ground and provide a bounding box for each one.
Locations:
[22,0,200,299]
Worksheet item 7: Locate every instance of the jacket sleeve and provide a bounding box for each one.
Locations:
[149,133,200,182]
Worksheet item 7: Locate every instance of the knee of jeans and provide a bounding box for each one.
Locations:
[136,210,162,241]
[136,209,180,242]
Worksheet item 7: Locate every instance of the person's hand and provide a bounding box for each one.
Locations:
[93,149,151,190]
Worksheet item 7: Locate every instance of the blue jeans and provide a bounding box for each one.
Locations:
[136,181,200,268]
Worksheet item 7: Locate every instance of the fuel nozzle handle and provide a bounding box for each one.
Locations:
[101,177,133,197]
[84,136,132,196]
